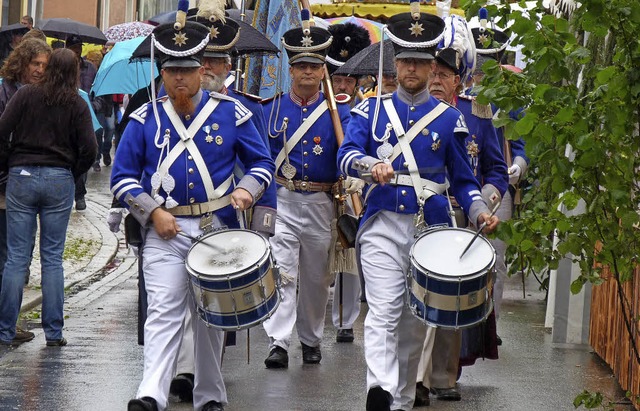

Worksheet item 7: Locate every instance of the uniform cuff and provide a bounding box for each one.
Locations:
[251,206,276,236]
[123,192,160,226]
[481,184,502,210]
[468,200,490,228]
[352,155,382,181]
[237,175,264,205]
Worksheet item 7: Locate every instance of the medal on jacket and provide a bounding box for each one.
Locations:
[376,124,394,162]
[203,125,213,143]
[312,136,323,155]
[431,131,441,151]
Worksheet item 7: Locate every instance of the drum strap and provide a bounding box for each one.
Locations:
[382,100,449,205]
[274,101,329,173]
[161,98,233,201]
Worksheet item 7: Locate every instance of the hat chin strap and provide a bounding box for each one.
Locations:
[383,26,444,49]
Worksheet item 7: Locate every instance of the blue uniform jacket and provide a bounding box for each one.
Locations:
[263,92,351,185]
[456,96,508,197]
[111,91,275,229]
[338,91,487,227]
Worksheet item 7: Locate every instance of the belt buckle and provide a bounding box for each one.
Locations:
[391,174,401,186]
[190,203,202,216]
[299,181,309,191]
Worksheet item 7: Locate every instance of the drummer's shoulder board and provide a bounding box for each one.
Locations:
[209,92,252,126]
[458,94,493,119]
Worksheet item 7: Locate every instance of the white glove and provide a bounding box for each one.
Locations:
[508,164,521,185]
[344,176,365,194]
[106,208,124,233]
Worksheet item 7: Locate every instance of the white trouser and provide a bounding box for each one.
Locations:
[360,211,427,410]
[263,188,334,350]
[137,218,226,411]
[176,310,195,376]
[332,271,361,329]
[418,327,462,389]
[490,190,513,320]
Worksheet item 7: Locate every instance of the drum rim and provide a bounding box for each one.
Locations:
[410,227,496,279]
[185,229,271,280]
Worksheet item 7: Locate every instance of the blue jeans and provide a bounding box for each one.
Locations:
[0,166,74,342]
[96,112,115,160]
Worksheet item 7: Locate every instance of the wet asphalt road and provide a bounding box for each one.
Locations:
[0,168,633,411]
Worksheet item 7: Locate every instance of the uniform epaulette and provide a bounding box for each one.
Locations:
[209,91,237,103]
[380,93,393,100]
[334,93,351,105]
[231,89,263,103]
[260,92,283,105]
[471,99,494,119]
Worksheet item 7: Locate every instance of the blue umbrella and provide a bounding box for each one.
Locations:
[91,36,158,97]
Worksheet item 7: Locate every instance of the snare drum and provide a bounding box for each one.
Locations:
[408,227,495,329]
[185,229,280,331]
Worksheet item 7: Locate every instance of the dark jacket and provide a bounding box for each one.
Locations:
[0,80,20,115]
[0,84,97,178]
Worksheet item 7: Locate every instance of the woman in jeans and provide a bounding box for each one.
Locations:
[0,48,97,346]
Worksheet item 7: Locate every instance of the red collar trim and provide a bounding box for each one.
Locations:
[290,91,320,107]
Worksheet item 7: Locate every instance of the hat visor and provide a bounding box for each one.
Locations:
[161,58,202,68]
[395,51,435,60]
[203,50,231,58]
[290,56,325,65]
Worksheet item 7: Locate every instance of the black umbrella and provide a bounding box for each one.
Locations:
[40,18,108,45]
[147,11,175,26]
[131,15,278,60]
[0,23,30,50]
[334,39,396,77]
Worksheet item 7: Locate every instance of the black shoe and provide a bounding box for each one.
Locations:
[336,328,354,343]
[46,337,67,347]
[170,373,194,402]
[102,152,111,166]
[75,198,87,211]
[202,400,224,411]
[264,346,288,369]
[14,327,35,343]
[127,397,158,411]
[496,335,503,346]
[414,383,430,406]
[92,162,101,172]
[366,386,392,411]
[430,387,461,401]
[301,342,321,364]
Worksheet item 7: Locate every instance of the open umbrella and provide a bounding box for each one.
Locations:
[334,39,395,77]
[104,21,154,42]
[40,18,108,44]
[146,11,176,26]
[0,22,30,39]
[326,16,384,42]
[91,36,158,97]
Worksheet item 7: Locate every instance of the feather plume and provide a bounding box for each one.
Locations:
[440,15,476,82]
[197,0,226,23]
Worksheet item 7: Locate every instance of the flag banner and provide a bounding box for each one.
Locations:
[246,0,302,98]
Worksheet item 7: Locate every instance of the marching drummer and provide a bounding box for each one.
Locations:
[110,17,274,411]
[336,9,499,411]
[415,47,508,406]
[261,11,351,369]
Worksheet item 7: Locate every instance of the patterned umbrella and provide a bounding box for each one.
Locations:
[104,22,154,42]
[326,16,383,42]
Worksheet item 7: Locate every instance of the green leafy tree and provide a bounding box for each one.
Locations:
[462,0,640,292]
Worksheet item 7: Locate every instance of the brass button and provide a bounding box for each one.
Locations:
[188,168,194,174]
[303,176,309,181]
[409,120,415,126]
[304,163,309,169]
[410,106,416,112]
[303,152,308,156]
[303,140,308,145]
[403,162,409,168]
[185,114,191,120]
[134,203,139,208]
[401,190,407,196]
[189,197,195,204]
[302,108,308,113]
[188,155,193,160]
[140,209,145,214]
[399,204,405,211]
[128,199,133,205]
[188,182,194,189]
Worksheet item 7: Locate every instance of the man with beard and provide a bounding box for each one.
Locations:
[414,47,508,407]
[168,15,278,403]
[261,14,351,369]
[112,19,274,411]
[337,11,499,411]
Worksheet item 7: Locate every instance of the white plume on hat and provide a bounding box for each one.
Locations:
[440,15,476,82]
[197,0,227,23]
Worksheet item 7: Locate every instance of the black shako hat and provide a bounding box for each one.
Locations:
[282,9,332,65]
[386,12,445,60]
[326,23,371,75]
[471,26,509,61]
[435,47,459,73]
[152,21,210,68]
[186,8,241,58]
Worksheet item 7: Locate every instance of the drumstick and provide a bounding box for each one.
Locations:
[459,202,500,260]
[177,231,227,254]
[360,166,446,178]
